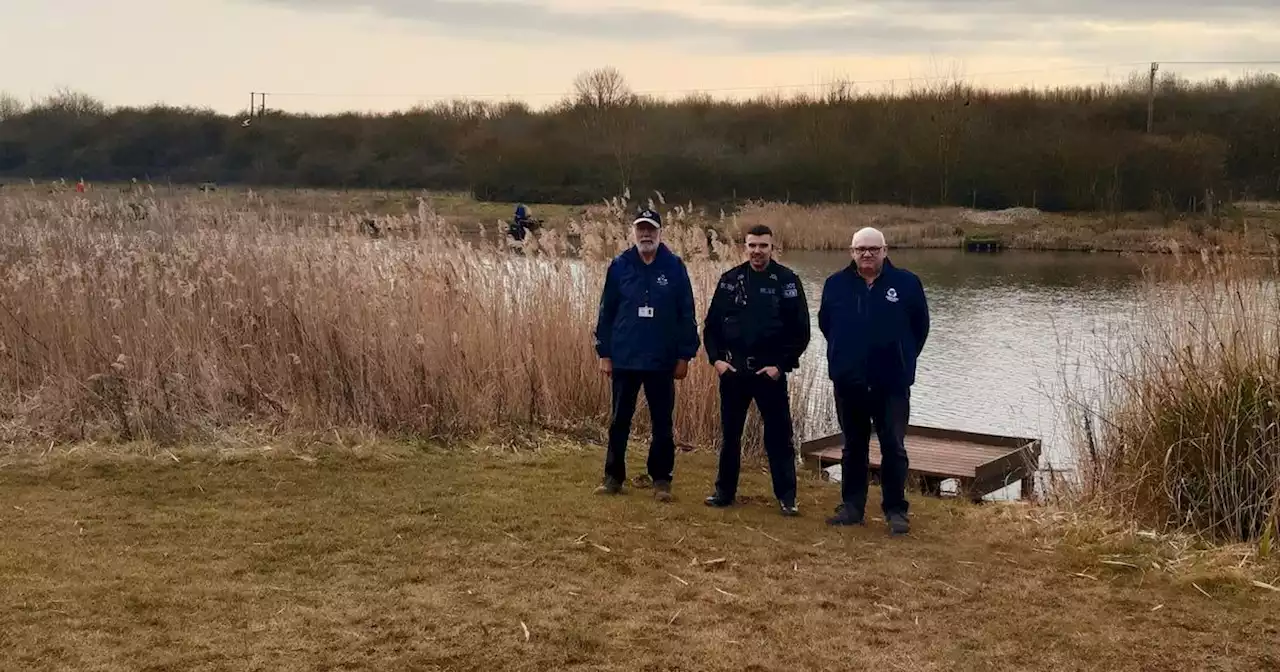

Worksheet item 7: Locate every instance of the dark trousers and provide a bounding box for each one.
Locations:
[714,371,797,505]
[834,381,911,516]
[605,369,676,484]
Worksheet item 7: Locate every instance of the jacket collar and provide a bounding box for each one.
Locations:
[739,259,777,275]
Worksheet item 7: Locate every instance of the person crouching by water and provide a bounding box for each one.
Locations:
[592,208,700,502]
[509,204,536,242]
[819,227,929,535]
[702,225,811,516]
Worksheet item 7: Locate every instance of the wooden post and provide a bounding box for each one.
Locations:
[1146,62,1159,133]
[1021,475,1036,502]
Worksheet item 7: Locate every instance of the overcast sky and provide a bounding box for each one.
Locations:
[2,0,1277,114]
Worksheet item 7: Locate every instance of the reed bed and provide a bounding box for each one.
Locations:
[0,191,816,451]
[1062,251,1280,544]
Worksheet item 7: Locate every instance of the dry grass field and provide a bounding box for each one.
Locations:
[2,441,1278,672]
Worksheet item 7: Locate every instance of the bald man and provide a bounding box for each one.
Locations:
[818,227,929,535]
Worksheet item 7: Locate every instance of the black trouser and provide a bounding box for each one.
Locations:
[714,370,797,505]
[605,369,677,484]
[833,380,911,517]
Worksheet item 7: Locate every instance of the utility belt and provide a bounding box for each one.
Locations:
[725,351,775,371]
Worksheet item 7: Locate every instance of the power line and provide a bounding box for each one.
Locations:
[255,62,1160,101]
[1151,60,1280,65]
[253,60,1276,104]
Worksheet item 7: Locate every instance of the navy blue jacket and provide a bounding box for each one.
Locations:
[594,244,700,371]
[818,259,929,392]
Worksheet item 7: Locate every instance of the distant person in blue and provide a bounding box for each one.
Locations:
[592,208,700,502]
[819,227,929,535]
[509,203,537,242]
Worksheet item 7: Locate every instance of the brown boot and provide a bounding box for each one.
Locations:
[653,480,673,503]
[594,477,622,495]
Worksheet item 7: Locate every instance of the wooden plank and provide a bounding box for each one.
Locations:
[904,424,1031,448]
[798,432,844,458]
[972,439,1043,501]
[813,446,980,479]
[800,424,1041,499]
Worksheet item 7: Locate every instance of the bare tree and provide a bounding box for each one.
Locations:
[0,92,24,120]
[569,68,644,192]
[40,87,106,116]
[572,67,635,110]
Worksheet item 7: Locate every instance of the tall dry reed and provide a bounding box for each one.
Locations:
[0,191,817,453]
[1061,252,1280,544]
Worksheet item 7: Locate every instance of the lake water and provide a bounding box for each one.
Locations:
[778,248,1163,495]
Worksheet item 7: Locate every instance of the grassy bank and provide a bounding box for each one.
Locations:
[9,183,1280,254]
[2,441,1278,672]
[734,200,1280,254]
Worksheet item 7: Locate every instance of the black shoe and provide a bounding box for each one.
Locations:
[827,505,865,526]
[887,512,910,536]
[593,477,622,495]
[704,493,734,508]
[779,502,799,517]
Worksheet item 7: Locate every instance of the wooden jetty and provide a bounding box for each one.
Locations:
[963,235,1005,252]
[800,425,1042,502]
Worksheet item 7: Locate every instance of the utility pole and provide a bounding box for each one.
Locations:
[248,92,267,117]
[1146,62,1159,133]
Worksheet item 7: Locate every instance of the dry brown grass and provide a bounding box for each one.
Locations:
[732,201,1280,253]
[0,189,807,450]
[1059,252,1280,546]
[2,441,1278,672]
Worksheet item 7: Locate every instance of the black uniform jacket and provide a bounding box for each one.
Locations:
[703,260,811,372]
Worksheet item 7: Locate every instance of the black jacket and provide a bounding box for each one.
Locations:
[818,258,929,391]
[703,260,811,372]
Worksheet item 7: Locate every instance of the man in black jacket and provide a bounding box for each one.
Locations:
[702,224,811,516]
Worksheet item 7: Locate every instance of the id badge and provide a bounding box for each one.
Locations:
[638,306,655,318]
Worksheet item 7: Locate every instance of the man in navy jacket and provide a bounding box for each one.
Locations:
[593,208,700,502]
[819,227,929,535]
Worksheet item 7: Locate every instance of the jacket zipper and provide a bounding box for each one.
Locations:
[643,263,651,309]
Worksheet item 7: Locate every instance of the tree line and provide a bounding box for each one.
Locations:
[2,70,1278,212]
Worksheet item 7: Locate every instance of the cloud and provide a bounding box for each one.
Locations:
[255,0,1279,59]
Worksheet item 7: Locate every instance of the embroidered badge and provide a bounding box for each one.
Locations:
[886,288,899,303]
[783,282,798,298]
